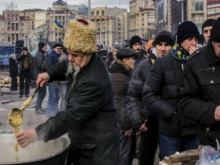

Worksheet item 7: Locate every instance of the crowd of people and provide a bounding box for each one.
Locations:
[8,17,220,165]
[8,41,68,117]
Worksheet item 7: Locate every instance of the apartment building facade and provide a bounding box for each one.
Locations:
[91,7,129,48]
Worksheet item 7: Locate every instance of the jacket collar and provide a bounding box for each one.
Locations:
[205,40,220,65]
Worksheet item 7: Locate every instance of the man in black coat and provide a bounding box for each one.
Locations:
[17,47,33,98]
[130,35,146,69]
[109,48,136,165]
[143,21,201,160]
[34,42,47,115]
[127,30,174,165]
[201,19,215,46]
[16,19,120,165]
[178,17,220,147]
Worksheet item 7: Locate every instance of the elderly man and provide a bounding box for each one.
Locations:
[143,21,201,160]
[178,17,220,147]
[16,19,120,165]
[109,48,136,165]
[127,30,174,165]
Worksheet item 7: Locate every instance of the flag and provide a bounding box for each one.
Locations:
[54,20,64,30]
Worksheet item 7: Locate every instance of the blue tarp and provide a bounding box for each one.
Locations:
[0,46,14,66]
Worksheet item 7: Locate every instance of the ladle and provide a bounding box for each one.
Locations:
[8,87,39,127]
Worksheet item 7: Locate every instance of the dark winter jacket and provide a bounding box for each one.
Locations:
[9,58,18,77]
[98,49,108,61]
[45,51,60,67]
[109,57,132,131]
[143,53,198,137]
[35,53,120,165]
[106,51,114,70]
[17,52,33,74]
[33,49,47,80]
[133,49,147,70]
[126,53,157,130]
[178,41,220,147]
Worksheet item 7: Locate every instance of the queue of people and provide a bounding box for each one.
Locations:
[10,17,220,165]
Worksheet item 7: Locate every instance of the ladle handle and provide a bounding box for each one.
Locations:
[20,86,40,111]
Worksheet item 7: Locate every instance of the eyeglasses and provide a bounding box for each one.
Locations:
[57,48,63,50]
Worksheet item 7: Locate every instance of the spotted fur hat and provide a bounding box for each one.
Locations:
[64,19,97,54]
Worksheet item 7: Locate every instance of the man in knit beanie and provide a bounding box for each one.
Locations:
[127,30,174,165]
[202,19,215,45]
[33,41,47,115]
[143,21,201,160]
[130,35,146,68]
[179,17,220,147]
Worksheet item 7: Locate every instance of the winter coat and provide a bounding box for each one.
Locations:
[45,51,60,67]
[126,53,157,130]
[109,57,132,131]
[178,41,220,147]
[143,53,198,137]
[133,49,147,70]
[35,53,120,165]
[33,50,47,80]
[17,52,33,74]
[106,51,114,70]
[9,58,18,77]
[98,49,108,61]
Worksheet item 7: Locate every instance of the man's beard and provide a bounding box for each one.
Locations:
[66,62,80,88]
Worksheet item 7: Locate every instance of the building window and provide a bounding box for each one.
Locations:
[22,23,24,26]
[22,34,24,37]
[195,1,203,11]
[102,11,105,16]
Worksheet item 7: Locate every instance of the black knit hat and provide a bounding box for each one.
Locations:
[202,19,215,32]
[23,47,28,51]
[130,35,142,48]
[38,42,46,50]
[177,21,200,44]
[210,17,220,42]
[153,30,174,47]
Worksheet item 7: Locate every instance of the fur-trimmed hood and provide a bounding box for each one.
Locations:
[109,57,131,75]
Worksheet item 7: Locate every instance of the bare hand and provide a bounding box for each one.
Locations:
[16,129,38,148]
[139,120,148,132]
[189,46,197,55]
[215,106,220,121]
[125,129,132,137]
[36,73,50,87]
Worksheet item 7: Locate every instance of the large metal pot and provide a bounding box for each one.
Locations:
[0,134,70,165]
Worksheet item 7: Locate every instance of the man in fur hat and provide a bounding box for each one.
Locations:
[178,17,220,147]
[16,19,120,165]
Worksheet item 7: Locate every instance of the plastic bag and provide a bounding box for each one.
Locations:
[196,146,218,165]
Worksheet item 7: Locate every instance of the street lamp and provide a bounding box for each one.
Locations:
[177,0,184,22]
[88,0,91,20]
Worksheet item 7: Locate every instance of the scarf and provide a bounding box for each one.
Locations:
[51,51,60,61]
[171,43,189,71]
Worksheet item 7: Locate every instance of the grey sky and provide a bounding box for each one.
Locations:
[0,0,129,14]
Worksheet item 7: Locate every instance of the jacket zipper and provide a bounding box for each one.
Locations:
[199,67,215,72]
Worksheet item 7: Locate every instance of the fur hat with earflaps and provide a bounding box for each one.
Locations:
[64,19,97,54]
